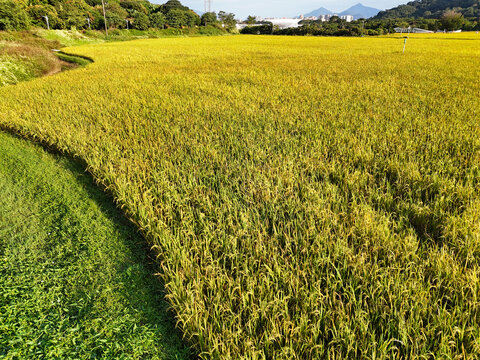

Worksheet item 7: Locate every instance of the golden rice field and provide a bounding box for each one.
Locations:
[1,35,480,359]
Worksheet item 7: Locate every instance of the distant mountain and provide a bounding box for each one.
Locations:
[339,3,381,19]
[304,7,333,17]
[375,0,480,19]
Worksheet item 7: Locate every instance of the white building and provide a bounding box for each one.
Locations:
[318,15,331,22]
[263,18,303,29]
[394,27,433,34]
[340,15,354,22]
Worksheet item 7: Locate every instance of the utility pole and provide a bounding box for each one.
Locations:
[43,15,50,30]
[204,0,211,13]
[101,0,108,36]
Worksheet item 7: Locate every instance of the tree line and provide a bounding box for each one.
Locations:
[0,0,237,32]
[241,10,480,37]
[375,0,480,19]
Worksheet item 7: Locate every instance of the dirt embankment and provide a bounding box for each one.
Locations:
[0,32,77,86]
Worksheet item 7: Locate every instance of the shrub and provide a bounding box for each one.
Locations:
[27,4,64,29]
[149,12,166,29]
[0,0,30,30]
[132,11,150,30]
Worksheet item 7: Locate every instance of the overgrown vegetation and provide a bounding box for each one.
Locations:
[242,12,480,37]
[376,0,480,19]
[0,131,190,359]
[0,27,227,86]
[241,0,480,37]
[0,35,479,358]
[0,0,235,33]
[0,39,61,85]
[0,31,90,86]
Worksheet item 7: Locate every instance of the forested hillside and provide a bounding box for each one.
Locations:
[0,0,230,31]
[376,0,480,19]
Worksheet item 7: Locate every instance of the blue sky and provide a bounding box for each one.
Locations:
[175,1,407,19]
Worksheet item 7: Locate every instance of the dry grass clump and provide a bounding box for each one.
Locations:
[0,31,66,86]
[0,35,479,359]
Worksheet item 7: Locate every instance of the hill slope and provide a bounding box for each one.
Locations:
[304,7,333,17]
[340,3,381,19]
[375,0,480,19]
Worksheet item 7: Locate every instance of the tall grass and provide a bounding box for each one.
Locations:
[0,35,479,358]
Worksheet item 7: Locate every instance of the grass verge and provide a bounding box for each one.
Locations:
[0,131,190,359]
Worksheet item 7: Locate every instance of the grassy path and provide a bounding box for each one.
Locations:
[0,131,190,359]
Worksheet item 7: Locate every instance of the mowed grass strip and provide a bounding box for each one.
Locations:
[0,35,479,358]
[0,132,190,359]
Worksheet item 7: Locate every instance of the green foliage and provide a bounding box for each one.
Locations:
[240,23,272,35]
[132,11,149,30]
[200,11,216,26]
[149,11,166,29]
[0,131,190,359]
[441,10,465,30]
[196,25,223,35]
[0,42,59,85]
[0,0,207,31]
[56,0,91,29]
[218,10,235,31]
[102,2,128,28]
[27,5,65,29]
[159,0,187,14]
[376,0,480,19]
[165,8,184,28]
[164,8,198,28]
[0,0,31,30]
[55,51,92,66]
[120,0,149,16]
[245,15,256,25]
[184,10,199,27]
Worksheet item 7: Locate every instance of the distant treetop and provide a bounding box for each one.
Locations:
[375,0,480,19]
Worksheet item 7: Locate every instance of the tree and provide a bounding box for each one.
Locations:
[218,10,235,30]
[200,11,216,26]
[149,11,165,28]
[165,8,186,27]
[27,4,64,29]
[95,2,128,29]
[441,10,464,31]
[160,0,187,14]
[120,0,148,16]
[245,15,256,25]
[132,11,149,30]
[184,10,199,27]
[0,0,30,30]
[55,0,91,29]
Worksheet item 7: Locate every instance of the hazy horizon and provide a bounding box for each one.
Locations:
[163,0,407,19]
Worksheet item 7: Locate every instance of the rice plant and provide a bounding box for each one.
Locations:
[0,35,479,359]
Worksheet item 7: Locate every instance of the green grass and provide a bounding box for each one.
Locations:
[0,131,190,359]
[0,54,33,86]
[55,52,92,67]
[36,27,226,48]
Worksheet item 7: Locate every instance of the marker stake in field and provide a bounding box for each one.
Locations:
[43,15,49,30]
[403,37,408,54]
